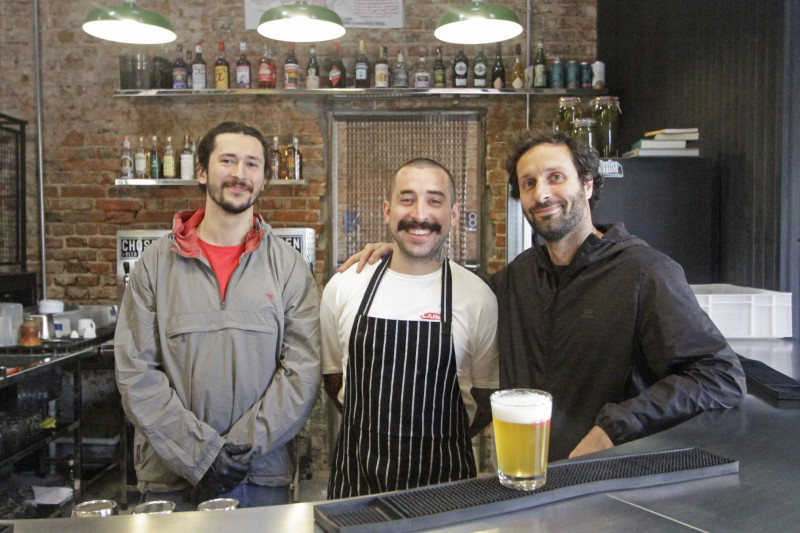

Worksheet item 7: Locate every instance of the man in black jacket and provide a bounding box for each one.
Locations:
[492,129,746,460]
[341,129,746,462]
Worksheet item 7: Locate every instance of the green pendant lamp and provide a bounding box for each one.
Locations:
[83,0,176,45]
[257,1,345,43]
[435,1,523,44]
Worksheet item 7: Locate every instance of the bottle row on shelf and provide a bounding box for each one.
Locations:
[118,134,303,182]
[119,40,606,92]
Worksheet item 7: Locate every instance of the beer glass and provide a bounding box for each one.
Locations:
[71,499,119,517]
[490,389,552,490]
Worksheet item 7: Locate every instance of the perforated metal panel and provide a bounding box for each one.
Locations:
[0,114,26,270]
[329,111,483,274]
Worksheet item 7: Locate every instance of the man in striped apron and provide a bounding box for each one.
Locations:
[321,158,499,499]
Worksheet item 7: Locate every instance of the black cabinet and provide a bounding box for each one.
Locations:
[592,157,720,284]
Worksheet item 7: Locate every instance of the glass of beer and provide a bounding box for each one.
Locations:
[490,389,552,490]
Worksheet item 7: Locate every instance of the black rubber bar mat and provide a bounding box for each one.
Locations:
[314,447,738,533]
[739,355,800,400]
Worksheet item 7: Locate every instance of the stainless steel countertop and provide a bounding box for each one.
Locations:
[4,338,798,532]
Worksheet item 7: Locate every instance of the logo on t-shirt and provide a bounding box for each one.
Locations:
[420,312,441,321]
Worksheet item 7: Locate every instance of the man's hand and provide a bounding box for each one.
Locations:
[568,426,614,458]
[337,243,393,273]
[190,443,252,504]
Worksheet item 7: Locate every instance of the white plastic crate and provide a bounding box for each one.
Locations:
[691,284,793,339]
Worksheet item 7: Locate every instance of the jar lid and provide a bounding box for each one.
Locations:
[558,96,581,105]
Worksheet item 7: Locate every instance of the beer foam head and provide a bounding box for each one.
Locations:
[491,390,552,424]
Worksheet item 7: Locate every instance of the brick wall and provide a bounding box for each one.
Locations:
[0,0,596,474]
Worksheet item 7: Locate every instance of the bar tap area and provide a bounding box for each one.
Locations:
[0,0,799,530]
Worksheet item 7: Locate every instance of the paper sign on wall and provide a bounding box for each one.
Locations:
[244,0,404,30]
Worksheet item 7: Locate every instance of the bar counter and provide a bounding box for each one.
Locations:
[3,339,798,532]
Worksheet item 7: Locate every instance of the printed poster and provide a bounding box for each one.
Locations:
[244,0,405,30]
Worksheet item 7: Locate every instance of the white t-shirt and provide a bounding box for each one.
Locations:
[321,260,499,423]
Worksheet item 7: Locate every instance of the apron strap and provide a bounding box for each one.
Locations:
[356,252,393,316]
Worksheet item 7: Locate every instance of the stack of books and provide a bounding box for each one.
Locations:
[622,128,700,158]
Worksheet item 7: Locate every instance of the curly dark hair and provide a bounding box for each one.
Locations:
[505,129,603,209]
[196,122,270,194]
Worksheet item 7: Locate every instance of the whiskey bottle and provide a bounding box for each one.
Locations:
[374,46,390,88]
[172,44,188,89]
[192,42,207,90]
[162,136,176,178]
[284,43,299,89]
[214,41,230,89]
[433,47,446,88]
[510,44,526,89]
[533,40,547,88]
[391,50,408,88]
[258,45,277,89]
[134,136,147,179]
[306,44,320,89]
[235,42,251,88]
[472,45,487,88]
[284,134,296,180]
[452,45,468,88]
[270,136,281,180]
[149,135,161,180]
[120,136,133,178]
[491,43,506,89]
[354,40,370,88]
[180,135,194,180]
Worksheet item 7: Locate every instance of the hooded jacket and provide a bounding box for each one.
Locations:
[491,223,746,461]
[115,210,321,492]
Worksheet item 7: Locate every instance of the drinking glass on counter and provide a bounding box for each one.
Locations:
[132,500,176,514]
[71,499,119,518]
[197,498,239,511]
[491,389,552,491]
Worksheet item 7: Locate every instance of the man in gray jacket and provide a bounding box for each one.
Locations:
[115,122,321,509]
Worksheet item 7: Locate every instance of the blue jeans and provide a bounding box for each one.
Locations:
[143,483,291,512]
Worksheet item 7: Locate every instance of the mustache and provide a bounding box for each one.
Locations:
[223,178,253,191]
[397,219,442,233]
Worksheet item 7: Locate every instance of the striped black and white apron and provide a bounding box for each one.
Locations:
[328,255,476,499]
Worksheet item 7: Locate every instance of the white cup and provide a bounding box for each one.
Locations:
[54,317,71,338]
[77,318,96,337]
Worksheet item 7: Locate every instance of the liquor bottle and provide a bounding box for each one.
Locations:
[284,134,296,180]
[452,45,468,88]
[284,43,299,89]
[533,40,547,88]
[510,44,526,89]
[433,46,446,88]
[391,49,408,88]
[162,136,176,178]
[374,46,390,88]
[149,135,161,180]
[172,44,188,89]
[120,136,133,178]
[472,45,487,88]
[354,40,370,88]
[292,136,302,181]
[180,135,194,180]
[258,45,277,89]
[270,136,281,180]
[214,41,230,89]
[414,54,431,88]
[306,44,320,89]
[192,42,207,90]
[329,42,347,88]
[491,43,506,89]
[185,48,194,88]
[134,136,147,179]
[235,42,251,88]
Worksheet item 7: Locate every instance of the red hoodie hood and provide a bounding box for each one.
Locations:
[170,209,267,258]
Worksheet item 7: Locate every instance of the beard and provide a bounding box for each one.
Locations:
[394,219,448,261]
[207,178,259,215]
[524,188,588,242]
